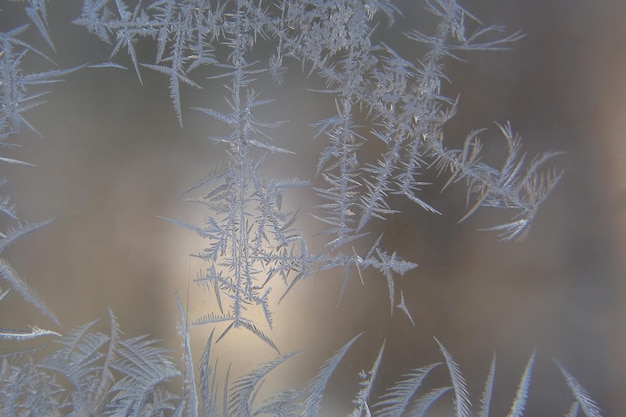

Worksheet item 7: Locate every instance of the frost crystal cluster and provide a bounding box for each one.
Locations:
[0,1,602,417]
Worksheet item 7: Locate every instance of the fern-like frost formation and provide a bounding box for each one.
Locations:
[0,0,600,416]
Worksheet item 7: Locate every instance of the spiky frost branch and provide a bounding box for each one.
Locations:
[167,0,313,352]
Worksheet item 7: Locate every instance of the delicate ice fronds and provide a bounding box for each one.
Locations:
[0,258,60,327]
[69,0,557,246]
[52,5,571,405]
[199,331,220,417]
[374,362,440,417]
[177,142,308,349]
[29,317,184,416]
[39,320,109,414]
[435,338,471,417]
[237,320,281,354]
[106,334,182,416]
[556,361,603,417]
[0,27,81,137]
[357,138,403,232]
[0,219,54,255]
[87,62,128,69]
[507,349,536,417]
[74,0,224,118]
[429,123,562,240]
[160,15,313,349]
[255,389,304,417]
[349,340,385,417]
[0,326,60,341]
[176,293,199,417]
[408,0,524,53]
[303,333,362,417]
[357,244,418,315]
[24,0,55,52]
[407,387,452,417]
[93,309,121,413]
[142,62,202,126]
[313,99,365,248]
[0,350,66,414]
[66,0,563,357]
[302,0,546,244]
[478,354,496,417]
[192,312,236,327]
[227,352,297,417]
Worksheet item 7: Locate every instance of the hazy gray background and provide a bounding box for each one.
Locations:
[1,0,625,415]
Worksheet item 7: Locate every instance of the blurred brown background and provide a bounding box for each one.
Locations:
[1,0,625,415]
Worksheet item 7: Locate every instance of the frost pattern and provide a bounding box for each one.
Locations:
[0,1,598,417]
[70,0,562,348]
